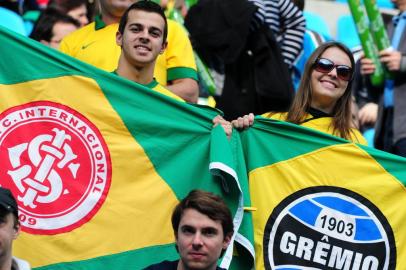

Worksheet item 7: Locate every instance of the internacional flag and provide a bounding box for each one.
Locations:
[239,117,405,270]
[0,26,254,270]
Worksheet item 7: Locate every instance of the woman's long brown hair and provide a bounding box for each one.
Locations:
[286,41,356,140]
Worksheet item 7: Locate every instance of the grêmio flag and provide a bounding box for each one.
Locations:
[0,26,254,270]
[239,117,405,270]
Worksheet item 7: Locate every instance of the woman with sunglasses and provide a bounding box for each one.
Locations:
[232,41,367,144]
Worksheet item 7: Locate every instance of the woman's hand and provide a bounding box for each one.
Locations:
[231,113,254,130]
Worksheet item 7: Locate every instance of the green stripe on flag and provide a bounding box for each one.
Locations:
[34,244,179,270]
[242,117,351,171]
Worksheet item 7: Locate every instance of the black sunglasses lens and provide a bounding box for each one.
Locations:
[315,59,334,73]
[315,58,352,81]
[336,66,352,81]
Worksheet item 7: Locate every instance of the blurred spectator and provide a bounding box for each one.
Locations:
[360,0,406,156]
[248,0,306,68]
[160,0,188,17]
[47,0,89,27]
[352,60,379,134]
[59,0,199,103]
[0,0,39,15]
[350,13,395,147]
[86,0,98,22]
[30,8,80,49]
[185,0,295,120]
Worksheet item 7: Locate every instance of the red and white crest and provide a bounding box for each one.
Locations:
[0,101,112,235]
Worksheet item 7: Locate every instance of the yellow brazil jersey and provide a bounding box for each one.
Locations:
[262,112,368,145]
[111,71,183,102]
[59,16,197,86]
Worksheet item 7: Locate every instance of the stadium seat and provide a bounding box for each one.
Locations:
[363,128,375,147]
[22,10,41,36]
[336,14,360,49]
[376,0,395,8]
[23,20,34,36]
[0,7,27,36]
[303,11,332,40]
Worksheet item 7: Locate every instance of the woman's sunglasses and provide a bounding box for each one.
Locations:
[313,58,353,81]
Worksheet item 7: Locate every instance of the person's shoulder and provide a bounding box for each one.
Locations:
[143,260,178,270]
[64,22,97,41]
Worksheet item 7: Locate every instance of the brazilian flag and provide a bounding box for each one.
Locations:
[240,117,405,270]
[0,27,253,270]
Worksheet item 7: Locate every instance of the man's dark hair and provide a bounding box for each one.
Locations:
[118,0,168,44]
[171,190,234,240]
[0,207,18,229]
[30,7,80,42]
[0,188,19,228]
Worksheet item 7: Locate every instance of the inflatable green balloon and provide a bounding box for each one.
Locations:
[348,0,385,86]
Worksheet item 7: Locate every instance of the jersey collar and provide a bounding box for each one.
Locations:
[95,15,107,30]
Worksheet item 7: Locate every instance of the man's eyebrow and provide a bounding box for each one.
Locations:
[202,226,218,231]
[129,22,142,26]
[149,26,163,33]
[127,23,162,33]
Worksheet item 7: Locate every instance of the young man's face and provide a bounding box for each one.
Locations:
[176,208,231,270]
[116,9,167,68]
[0,213,19,259]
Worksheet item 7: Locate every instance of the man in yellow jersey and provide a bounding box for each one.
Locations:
[60,0,199,103]
[114,0,183,102]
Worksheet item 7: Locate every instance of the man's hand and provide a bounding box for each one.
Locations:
[360,57,376,75]
[358,102,378,126]
[213,115,232,139]
[380,50,402,71]
[360,49,402,75]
